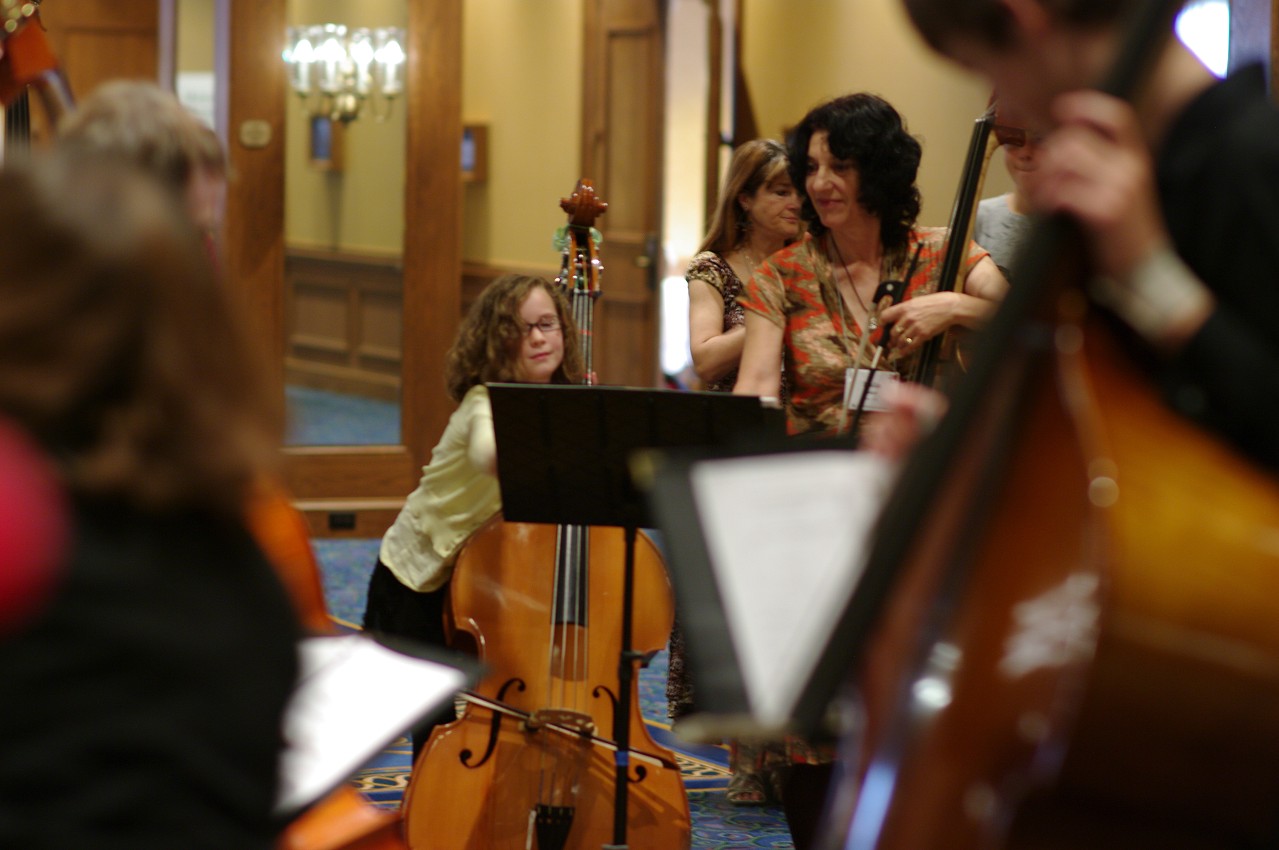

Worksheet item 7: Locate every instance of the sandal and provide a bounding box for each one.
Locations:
[726,771,772,806]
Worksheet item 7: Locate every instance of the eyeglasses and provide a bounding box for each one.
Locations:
[520,317,563,337]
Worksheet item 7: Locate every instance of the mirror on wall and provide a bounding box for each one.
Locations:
[282,0,407,447]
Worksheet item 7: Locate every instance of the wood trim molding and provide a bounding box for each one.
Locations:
[287,246,405,270]
[282,445,419,499]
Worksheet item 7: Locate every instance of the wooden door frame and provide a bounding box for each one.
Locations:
[223,0,463,536]
[580,0,666,388]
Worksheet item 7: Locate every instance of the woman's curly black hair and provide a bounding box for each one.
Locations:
[787,93,922,255]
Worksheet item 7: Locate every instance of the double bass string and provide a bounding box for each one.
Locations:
[537,237,600,817]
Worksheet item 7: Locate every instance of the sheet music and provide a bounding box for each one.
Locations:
[275,633,469,814]
[690,450,894,730]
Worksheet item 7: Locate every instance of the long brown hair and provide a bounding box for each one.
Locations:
[444,274,584,402]
[56,80,221,195]
[698,139,791,256]
[0,155,281,516]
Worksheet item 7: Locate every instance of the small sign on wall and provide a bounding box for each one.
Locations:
[176,71,216,129]
[462,124,487,183]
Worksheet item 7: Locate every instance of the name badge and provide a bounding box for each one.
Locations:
[844,367,900,412]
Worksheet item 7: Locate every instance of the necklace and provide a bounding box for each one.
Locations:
[737,243,763,278]
[825,233,876,330]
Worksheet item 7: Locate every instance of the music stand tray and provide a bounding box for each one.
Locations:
[486,383,784,528]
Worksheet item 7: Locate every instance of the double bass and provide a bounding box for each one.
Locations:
[402,180,691,850]
[822,1,1279,847]
[0,0,74,136]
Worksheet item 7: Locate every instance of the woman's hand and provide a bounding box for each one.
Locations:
[879,256,1006,357]
[1031,91,1213,349]
[1031,91,1167,281]
[879,290,991,356]
[860,381,948,462]
[880,292,961,356]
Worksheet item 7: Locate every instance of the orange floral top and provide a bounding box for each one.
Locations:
[738,228,988,436]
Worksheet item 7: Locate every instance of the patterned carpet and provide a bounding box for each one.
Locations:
[286,386,401,446]
[312,537,795,849]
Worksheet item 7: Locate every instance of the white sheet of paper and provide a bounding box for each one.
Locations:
[275,634,469,814]
[689,450,894,730]
[844,367,900,412]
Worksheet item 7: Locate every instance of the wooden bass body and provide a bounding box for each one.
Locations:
[403,516,691,849]
[844,313,1279,849]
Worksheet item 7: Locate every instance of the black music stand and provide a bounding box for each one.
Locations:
[486,383,783,850]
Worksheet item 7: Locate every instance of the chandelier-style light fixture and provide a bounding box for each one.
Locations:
[283,24,407,123]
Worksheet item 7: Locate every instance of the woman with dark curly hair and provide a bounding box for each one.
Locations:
[734,92,1007,436]
[362,274,583,759]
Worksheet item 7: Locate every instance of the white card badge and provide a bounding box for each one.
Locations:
[843,367,900,412]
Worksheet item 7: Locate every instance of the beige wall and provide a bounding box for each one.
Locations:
[460,0,583,270]
[740,0,1012,228]
[177,0,216,71]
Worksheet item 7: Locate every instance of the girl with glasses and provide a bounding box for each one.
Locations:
[362,274,583,760]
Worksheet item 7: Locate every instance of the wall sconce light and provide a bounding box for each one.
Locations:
[283,24,406,123]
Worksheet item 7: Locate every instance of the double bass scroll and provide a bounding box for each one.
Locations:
[554,178,607,386]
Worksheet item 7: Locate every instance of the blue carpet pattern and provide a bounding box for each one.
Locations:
[311,536,794,849]
[286,386,401,446]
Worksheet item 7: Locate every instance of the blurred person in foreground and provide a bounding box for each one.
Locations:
[889,0,1279,470]
[56,79,331,631]
[0,154,299,849]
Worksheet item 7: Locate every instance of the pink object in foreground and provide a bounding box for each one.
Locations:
[0,417,68,635]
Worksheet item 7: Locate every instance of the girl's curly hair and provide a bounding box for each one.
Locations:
[444,274,584,401]
[787,93,922,255]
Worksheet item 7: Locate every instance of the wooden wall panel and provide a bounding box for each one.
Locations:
[28,0,157,140]
[285,249,404,400]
